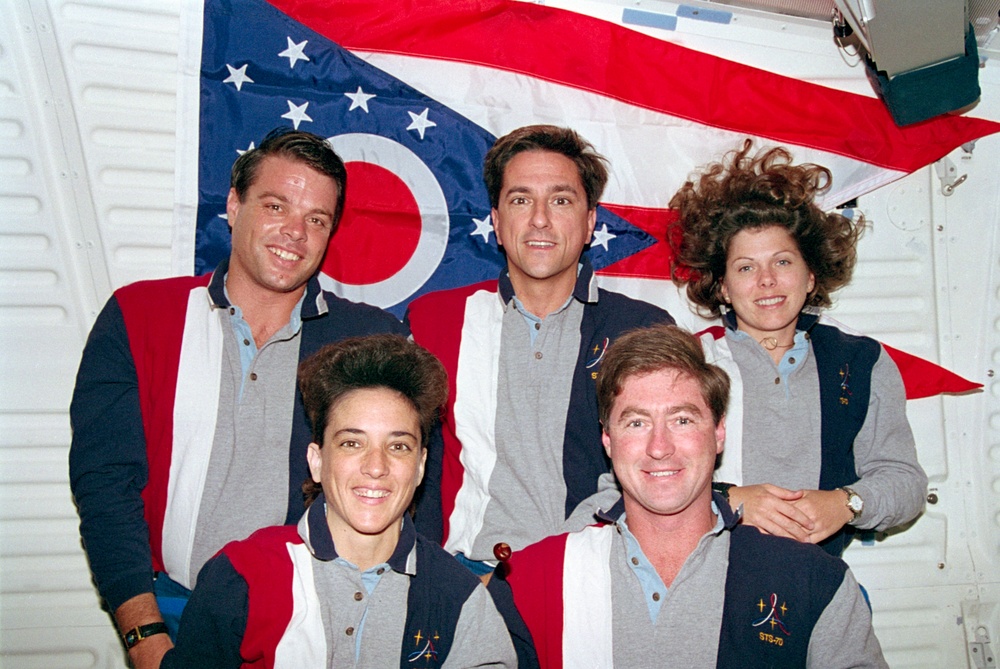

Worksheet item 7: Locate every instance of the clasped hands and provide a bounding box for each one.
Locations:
[727,484,855,544]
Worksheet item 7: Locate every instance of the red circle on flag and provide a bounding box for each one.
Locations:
[322,161,422,285]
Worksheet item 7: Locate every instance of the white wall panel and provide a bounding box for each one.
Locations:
[0,3,105,663]
[830,129,1000,665]
[47,0,179,291]
[0,1,180,667]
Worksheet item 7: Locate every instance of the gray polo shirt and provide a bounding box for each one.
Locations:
[610,510,886,668]
[726,327,926,530]
[189,299,302,584]
[475,292,586,560]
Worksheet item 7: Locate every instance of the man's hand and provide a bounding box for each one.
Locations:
[789,488,854,544]
[727,484,813,542]
[115,593,173,669]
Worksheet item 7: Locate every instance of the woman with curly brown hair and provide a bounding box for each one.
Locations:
[160,335,519,668]
[669,140,926,557]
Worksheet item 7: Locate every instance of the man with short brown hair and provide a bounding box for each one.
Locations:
[406,125,674,574]
[69,128,406,666]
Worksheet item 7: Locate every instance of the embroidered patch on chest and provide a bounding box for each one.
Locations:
[753,592,791,647]
[408,629,441,667]
[586,337,610,369]
[839,364,852,406]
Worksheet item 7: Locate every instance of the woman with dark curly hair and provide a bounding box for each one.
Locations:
[160,335,519,668]
[669,140,927,557]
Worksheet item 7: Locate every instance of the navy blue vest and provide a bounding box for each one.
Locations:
[725,311,882,556]
[715,495,849,668]
[400,534,479,669]
[562,289,674,517]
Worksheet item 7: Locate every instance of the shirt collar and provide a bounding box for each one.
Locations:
[206,258,231,308]
[595,491,741,532]
[299,493,418,575]
[206,257,328,319]
[712,491,742,530]
[618,502,727,549]
[497,256,600,306]
[595,495,626,523]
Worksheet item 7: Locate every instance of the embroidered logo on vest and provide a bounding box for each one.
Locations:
[753,592,790,647]
[408,629,440,666]
[838,364,852,405]
[586,337,610,369]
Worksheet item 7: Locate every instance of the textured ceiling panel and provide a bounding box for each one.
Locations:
[708,0,1000,50]
[706,0,835,21]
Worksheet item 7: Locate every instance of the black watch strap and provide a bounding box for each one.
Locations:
[123,622,169,649]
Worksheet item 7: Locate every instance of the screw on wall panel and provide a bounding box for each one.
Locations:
[927,492,938,504]
[988,370,995,378]
[938,562,946,569]
[937,225,944,232]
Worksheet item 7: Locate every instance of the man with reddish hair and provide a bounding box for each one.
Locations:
[499,325,886,668]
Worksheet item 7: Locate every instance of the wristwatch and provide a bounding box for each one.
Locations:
[122,622,169,649]
[840,486,864,522]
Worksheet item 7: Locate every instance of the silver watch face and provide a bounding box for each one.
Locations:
[847,494,863,512]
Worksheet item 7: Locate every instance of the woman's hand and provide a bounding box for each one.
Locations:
[790,489,854,544]
[727,484,813,542]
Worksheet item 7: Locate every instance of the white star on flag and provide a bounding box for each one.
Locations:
[282,100,313,129]
[345,86,376,113]
[591,223,616,251]
[278,37,310,68]
[471,216,493,242]
[223,63,253,91]
[406,108,436,140]
[236,141,256,156]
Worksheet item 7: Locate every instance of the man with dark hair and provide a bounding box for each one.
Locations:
[69,128,406,666]
[159,335,516,668]
[406,125,673,574]
[499,325,887,668]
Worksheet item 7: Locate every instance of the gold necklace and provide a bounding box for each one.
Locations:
[759,337,794,351]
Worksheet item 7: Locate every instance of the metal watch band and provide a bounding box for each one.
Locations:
[840,486,863,521]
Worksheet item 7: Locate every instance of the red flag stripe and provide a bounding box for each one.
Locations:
[882,344,982,400]
[270,0,1000,173]
[599,203,676,279]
